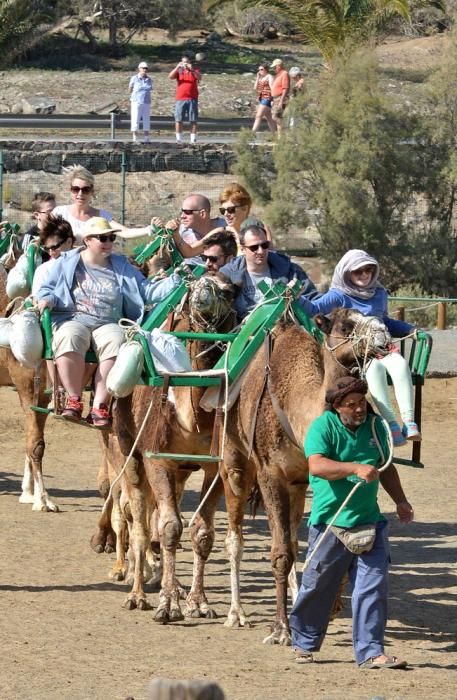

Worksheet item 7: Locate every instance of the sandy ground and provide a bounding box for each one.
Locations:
[0,378,456,700]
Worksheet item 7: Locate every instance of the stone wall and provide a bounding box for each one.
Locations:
[0,141,237,174]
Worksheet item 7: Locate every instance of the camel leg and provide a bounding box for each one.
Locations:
[146,461,184,623]
[24,407,57,513]
[256,468,295,646]
[90,497,116,554]
[19,456,34,503]
[287,483,307,604]
[221,444,254,629]
[108,482,129,581]
[122,459,153,611]
[185,467,223,619]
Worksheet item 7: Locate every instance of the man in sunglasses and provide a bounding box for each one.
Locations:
[21,191,57,251]
[219,220,319,320]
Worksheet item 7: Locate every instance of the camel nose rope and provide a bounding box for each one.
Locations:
[302,416,394,572]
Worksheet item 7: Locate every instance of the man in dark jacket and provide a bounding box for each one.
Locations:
[219,221,319,319]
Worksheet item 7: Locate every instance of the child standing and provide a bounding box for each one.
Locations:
[300,249,421,446]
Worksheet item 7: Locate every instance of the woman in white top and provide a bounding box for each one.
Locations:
[53,165,150,245]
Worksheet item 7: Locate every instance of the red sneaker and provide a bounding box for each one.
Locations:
[61,395,83,421]
[87,404,111,429]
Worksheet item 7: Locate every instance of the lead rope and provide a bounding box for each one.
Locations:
[187,340,231,529]
[302,415,393,571]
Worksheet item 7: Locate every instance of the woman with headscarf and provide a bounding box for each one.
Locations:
[299,249,420,446]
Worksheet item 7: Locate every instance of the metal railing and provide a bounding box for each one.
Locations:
[0,113,254,139]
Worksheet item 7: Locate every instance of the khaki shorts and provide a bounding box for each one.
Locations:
[272,97,288,120]
[52,320,125,362]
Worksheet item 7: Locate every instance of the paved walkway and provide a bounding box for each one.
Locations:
[426,330,457,376]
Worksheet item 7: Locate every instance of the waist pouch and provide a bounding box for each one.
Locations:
[330,523,376,554]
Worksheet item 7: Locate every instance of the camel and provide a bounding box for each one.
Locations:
[217,309,390,644]
[110,274,237,619]
[0,239,176,514]
[0,255,57,511]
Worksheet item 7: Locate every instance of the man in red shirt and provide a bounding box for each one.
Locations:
[169,55,201,144]
[270,58,290,136]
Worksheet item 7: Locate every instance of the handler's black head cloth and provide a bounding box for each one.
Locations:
[325,376,368,409]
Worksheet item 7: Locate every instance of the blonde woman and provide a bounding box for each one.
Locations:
[53,165,150,244]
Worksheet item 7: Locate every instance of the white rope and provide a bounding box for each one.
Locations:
[100,395,156,517]
[187,340,231,529]
[302,415,393,571]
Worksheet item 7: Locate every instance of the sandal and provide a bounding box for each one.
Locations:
[61,395,83,421]
[359,655,408,670]
[86,404,112,430]
[294,649,314,664]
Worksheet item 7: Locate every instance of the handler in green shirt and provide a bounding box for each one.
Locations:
[289,375,414,669]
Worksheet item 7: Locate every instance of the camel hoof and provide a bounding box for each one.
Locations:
[104,543,115,554]
[204,608,217,619]
[19,493,35,504]
[123,598,137,611]
[137,598,152,611]
[224,618,240,629]
[168,608,184,622]
[90,534,106,554]
[109,570,125,582]
[154,608,169,624]
[189,609,201,619]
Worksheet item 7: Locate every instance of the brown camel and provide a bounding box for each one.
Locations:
[111,275,236,619]
[218,309,390,644]
[0,260,57,511]
[0,241,176,515]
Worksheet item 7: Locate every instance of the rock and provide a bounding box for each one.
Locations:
[90,101,121,115]
[11,103,23,114]
[21,97,56,115]
[0,103,10,113]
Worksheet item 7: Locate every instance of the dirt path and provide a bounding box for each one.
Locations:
[0,379,456,700]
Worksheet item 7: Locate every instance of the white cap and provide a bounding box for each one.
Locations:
[270,58,284,68]
[289,66,302,78]
[138,61,149,69]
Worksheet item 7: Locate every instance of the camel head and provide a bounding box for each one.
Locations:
[138,248,174,278]
[188,274,236,332]
[315,308,391,370]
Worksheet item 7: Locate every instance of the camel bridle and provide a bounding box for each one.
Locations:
[325,315,391,377]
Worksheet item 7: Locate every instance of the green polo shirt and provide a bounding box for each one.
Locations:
[304,411,389,528]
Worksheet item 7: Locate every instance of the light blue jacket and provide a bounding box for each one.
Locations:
[299,287,413,337]
[35,248,178,323]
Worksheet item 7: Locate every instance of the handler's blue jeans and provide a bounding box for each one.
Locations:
[289,520,390,665]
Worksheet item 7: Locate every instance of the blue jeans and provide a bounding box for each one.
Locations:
[175,99,198,123]
[289,520,390,665]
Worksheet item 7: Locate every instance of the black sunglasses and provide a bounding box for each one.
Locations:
[201,253,221,264]
[244,241,269,252]
[219,205,241,216]
[181,208,202,215]
[42,240,65,252]
[71,185,93,194]
[89,233,117,243]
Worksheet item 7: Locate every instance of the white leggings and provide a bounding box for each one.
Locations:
[365,352,414,424]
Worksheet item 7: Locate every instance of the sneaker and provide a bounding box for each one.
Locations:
[388,420,407,447]
[402,421,422,442]
[61,395,83,421]
[87,403,111,429]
